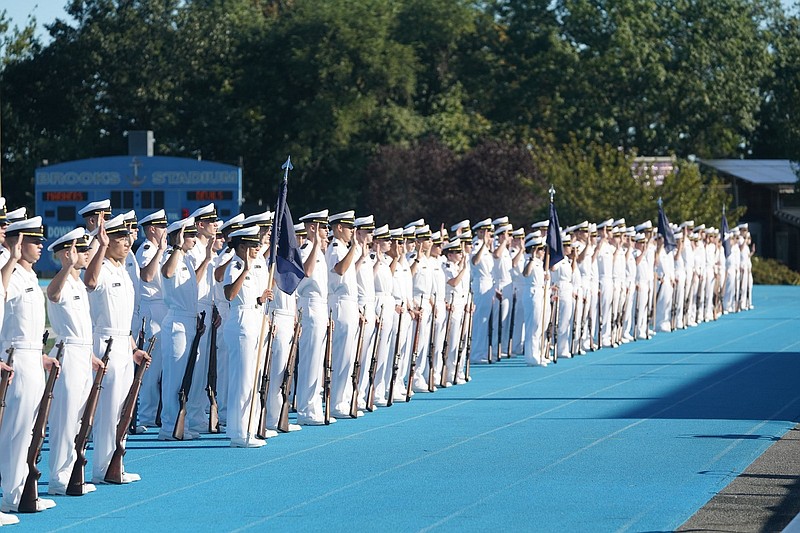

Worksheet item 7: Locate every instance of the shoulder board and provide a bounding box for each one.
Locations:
[333,242,338,247]
[370,253,376,260]
[301,242,309,250]
[143,243,151,250]
[234,262,242,269]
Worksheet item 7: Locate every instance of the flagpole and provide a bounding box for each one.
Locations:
[540,185,555,362]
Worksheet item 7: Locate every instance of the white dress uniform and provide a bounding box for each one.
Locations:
[430,251,447,385]
[673,241,686,329]
[372,244,396,404]
[442,254,469,382]
[47,271,94,494]
[88,254,137,481]
[185,239,215,432]
[493,245,513,354]
[355,248,377,407]
[724,238,740,312]
[523,250,548,366]
[655,247,675,332]
[411,252,434,390]
[509,246,527,356]
[223,251,268,444]
[596,240,615,346]
[125,249,141,335]
[0,265,47,511]
[694,238,707,323]
[389,249,414,399]
[295,237,329,424]
[634,247,650,339]
[470,235,495,362]
[135,239,167,426]
[621,245,636,341]
[211,247,236,423]
[552,257,574,358]
[158,245,201,441]
[325,236,361,417]
[683,240,698,326]
[580,239,597,351]
[704,240,719,320]
[264,277,297,431]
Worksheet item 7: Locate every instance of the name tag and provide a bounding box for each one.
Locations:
[73,295,81,300]
[113,282,122,288]
[25,287,34,293]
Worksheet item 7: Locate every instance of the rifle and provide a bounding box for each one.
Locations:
[105,336,156,484]
[173,311,207,440]
[596,288,603,350]
[452,295,469,386]
[496,292,503,358]
[632,286,639,341]
[19,341,64,512]
[464,291,474,382]
[506,289,517,358]
[550,294,560,364]
[366,306,383,411]
[570,292,579,356]
[405,299,423,402]
[0,347,15,429]
[387,312,403,406]
[323,310,333,424]
[278,312,302,431]
[439,295,454,388]
[349,309,367,418]
[487,298,494,364]
[426,296,437,392]
[256,315,276,439]
[586,295,595,351]
[67,338,113,496]
[207,305,220,433]
[129,317,147,434]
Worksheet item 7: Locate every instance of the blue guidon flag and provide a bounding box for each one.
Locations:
[721,208,731,258]
[657,199,677,253]
[546,196,564,267]
[269,157,305,294]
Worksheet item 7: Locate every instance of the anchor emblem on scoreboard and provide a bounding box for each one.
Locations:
[126,157,146,187]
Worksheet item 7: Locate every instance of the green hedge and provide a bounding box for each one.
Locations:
[752,256,800,285]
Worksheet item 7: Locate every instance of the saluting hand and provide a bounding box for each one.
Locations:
[60,241,79,268]
[96,216,110,248]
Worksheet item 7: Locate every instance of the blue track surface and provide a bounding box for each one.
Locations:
[12,285,800,532]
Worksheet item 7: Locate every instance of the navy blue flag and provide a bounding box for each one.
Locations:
[546,200,564,267]
[269,175,305,295]
[657,201,677,253]
[721,210,731,258]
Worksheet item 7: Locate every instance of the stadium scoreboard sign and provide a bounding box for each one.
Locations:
[35,155,242,273]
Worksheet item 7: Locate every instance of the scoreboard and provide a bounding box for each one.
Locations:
[35,155,242,274]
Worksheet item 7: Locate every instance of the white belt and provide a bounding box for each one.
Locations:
[60,336,93,347]
[231,304,262,311]
[298,296,327,307]
[168,310,198,319]
[329,294,357,303]
[273,309,295,318]
[2,341,42,351]
[97,327,132,338]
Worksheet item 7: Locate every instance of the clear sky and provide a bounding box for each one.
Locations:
[1,0,798,40]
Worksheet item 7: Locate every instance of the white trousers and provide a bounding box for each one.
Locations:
[137,300,167,426]
[295,299,328,421]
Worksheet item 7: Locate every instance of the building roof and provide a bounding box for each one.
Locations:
[699,159,798,185]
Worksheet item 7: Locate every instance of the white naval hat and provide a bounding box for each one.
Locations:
[0,197,6,221]
[491,216,509,227]
[737,222,749,231]
[680,220,694,229]
[123,209,138,225]
[415,225,432,238]
[511,228,525,238]
[190,203,217,221]
[633,233,646,242]
[589,223,598,235]
[527,235,545,248]
[674,232,684,240]
[565,224,577,234]
[494,224,512,236]
[613,218,626,228]
[450,220,470,233]
[472,218,493,231]
[390,228,404,240]
[78,199,110,217]
[242,211,273,228]
[355,215,375,229]
[442,239,463,253]
[99,214,130,237]
[229,226,261,245]
[531,220,548,230]
[220,213,245,232]
[625,227,635,237]
[293,223,307,236]
[167,217,195,235]
[575,221,589,231]
[402,226,416,238]
[140,209,168,227]
[48,227,89,252]
[634,220,653,232]
[329,210,356,225]
[404,218,425,229]
[6,207,27,223]
[596,218,614,229]
[6,216,44,240]
[694,224,706,232]
[373,224,390,239]
[299,209,329,224]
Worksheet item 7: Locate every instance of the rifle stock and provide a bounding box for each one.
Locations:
[0,347,15,429]
[129,317,147,434]
[105,336,156,484]
[387,312,403,406]
[173,311,207,440]
[506,290,517,358]
[19,341,64,512]
[426,297,437,392]
[278,313,302,432]
[256,316,277,440]
[452,295,469,386]
[464,292,474,382]
[366,306,383,411]
[67,339,113,496]
[439,295,453,388]
[207,306,220,433]
[349,310,367,418]
[405,301,423,402]
[323,311,333,424]
[487,298,494,364]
